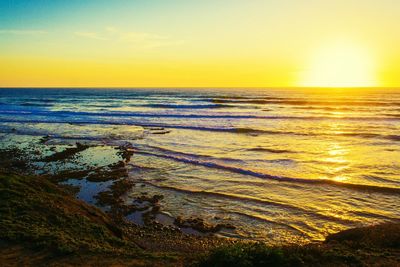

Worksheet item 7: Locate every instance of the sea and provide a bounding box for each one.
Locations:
[0,88,399,242]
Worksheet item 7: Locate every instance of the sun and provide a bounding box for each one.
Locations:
[298,42,378,87]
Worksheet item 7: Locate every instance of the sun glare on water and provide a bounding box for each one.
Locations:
[299,42,378,87]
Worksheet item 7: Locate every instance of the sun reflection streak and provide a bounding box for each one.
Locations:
[321,122,351,182]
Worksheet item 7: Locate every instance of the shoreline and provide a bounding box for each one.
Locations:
[0,133,300,243]
[4,135,239,238]
[0,134,399,265]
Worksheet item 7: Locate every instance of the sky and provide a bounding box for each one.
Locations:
[0,0,400,87]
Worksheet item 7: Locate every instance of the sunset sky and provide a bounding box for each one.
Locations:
[1,0,400,87]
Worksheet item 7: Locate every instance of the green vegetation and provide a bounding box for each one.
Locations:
[198,243,298,267]
[0,171,137,255]
[198,242,363,267]
[198,223,400,266]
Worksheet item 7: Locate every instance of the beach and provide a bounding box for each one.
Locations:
[1,137,399,266]
[1,88,399,242]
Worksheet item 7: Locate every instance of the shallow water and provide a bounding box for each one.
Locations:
[1,88,399,242]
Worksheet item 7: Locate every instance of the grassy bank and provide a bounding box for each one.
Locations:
[0,171,179,266]
[198,222,400,266]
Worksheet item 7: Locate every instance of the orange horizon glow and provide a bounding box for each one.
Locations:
[1,1,400,88]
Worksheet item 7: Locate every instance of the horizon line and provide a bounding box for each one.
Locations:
[1,86,399,89]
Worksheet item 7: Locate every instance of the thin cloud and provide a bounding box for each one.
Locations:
[74,31,108,40]
[74,27,184,48]
[0,29,48,35]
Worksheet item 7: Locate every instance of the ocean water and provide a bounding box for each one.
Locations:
[1,88,399,242]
